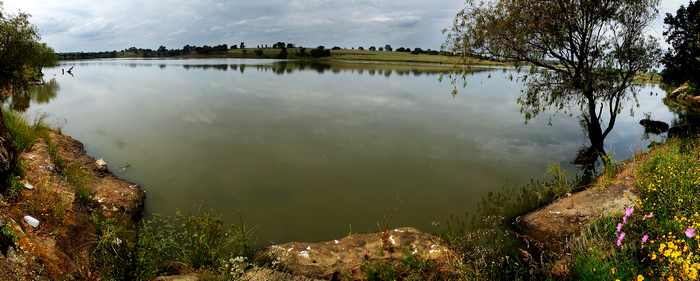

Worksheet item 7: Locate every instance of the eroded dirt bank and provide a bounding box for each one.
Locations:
[0,130,144,280]
[518,152,650,276]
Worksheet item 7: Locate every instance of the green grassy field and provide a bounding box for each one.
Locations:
[223,48,505,66]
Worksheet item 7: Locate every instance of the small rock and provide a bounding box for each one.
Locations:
[23,182,34,190]
[23,215,40,228]
[96,158,108,171]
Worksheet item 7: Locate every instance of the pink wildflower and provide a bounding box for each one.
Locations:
[641,233,649,244]
[686,228,696,238]
[623,207,634,224]
[616,223,623,234]
[616,232,626,247]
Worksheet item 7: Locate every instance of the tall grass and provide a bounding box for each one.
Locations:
[1,109,48,152]
[89,210,254,281]
[135,211,254,280]
[436,164,579,280]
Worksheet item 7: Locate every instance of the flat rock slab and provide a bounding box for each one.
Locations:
[519,158,642,252]
[520,185,636,251]
[259,227,455,280]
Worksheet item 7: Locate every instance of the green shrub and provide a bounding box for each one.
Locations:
[0,223,18,255]
[134,211,254,281]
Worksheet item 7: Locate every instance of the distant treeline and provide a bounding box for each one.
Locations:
[58,44,232,60]
[58,41,451,60]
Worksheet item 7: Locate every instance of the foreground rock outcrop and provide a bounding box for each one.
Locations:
[259,227,457,280]
[0,130,144,280]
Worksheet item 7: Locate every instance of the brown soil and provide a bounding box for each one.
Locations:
[0,130,144,280]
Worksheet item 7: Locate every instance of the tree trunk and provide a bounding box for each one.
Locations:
[585,93,606,156]
[0,109,16,191]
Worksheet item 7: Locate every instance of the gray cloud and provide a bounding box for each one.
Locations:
[3,0,685,52]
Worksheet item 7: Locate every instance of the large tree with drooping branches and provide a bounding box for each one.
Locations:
[446,0,661,156]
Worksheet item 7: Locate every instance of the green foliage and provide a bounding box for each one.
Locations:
[362,252,445,281]
[571,217,642,281]
[636,139,700,222]
[0,6,56,85]
[91,214,136,281]
[7,174,23,199]
[568,138,700,280]
[661,0,700,86]
[45,136,65,172]
[446,0,660,155]
[601,154,619,180]
[63,164,93,205]
[0,222,18,254]
[309,46,331,58]
[1,109,47,152]
[437,164,578,280]
[133,211,254,281]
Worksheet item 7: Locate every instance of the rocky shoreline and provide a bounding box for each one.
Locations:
[0,130,458,281]
[3,125,682,281]
[0,130,144,280]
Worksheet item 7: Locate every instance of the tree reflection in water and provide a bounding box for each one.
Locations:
[5,79,60,112]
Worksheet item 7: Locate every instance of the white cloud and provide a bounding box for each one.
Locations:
[2,0,684,52]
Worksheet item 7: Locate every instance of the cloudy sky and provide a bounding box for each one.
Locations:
[2,0,690,52]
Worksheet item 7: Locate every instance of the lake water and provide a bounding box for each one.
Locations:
[21,58,675,244]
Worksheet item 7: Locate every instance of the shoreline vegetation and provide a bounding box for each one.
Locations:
[55,47,664,83]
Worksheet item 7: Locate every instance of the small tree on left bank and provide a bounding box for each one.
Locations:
[0,2,57,188]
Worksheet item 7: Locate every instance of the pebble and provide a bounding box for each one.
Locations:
[23,215,40,228]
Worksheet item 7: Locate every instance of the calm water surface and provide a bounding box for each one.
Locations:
[23,58,675,244]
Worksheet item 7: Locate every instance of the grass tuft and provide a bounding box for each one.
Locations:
[2,109,48,152]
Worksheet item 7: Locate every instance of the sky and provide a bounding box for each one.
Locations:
[1,0,690,52]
